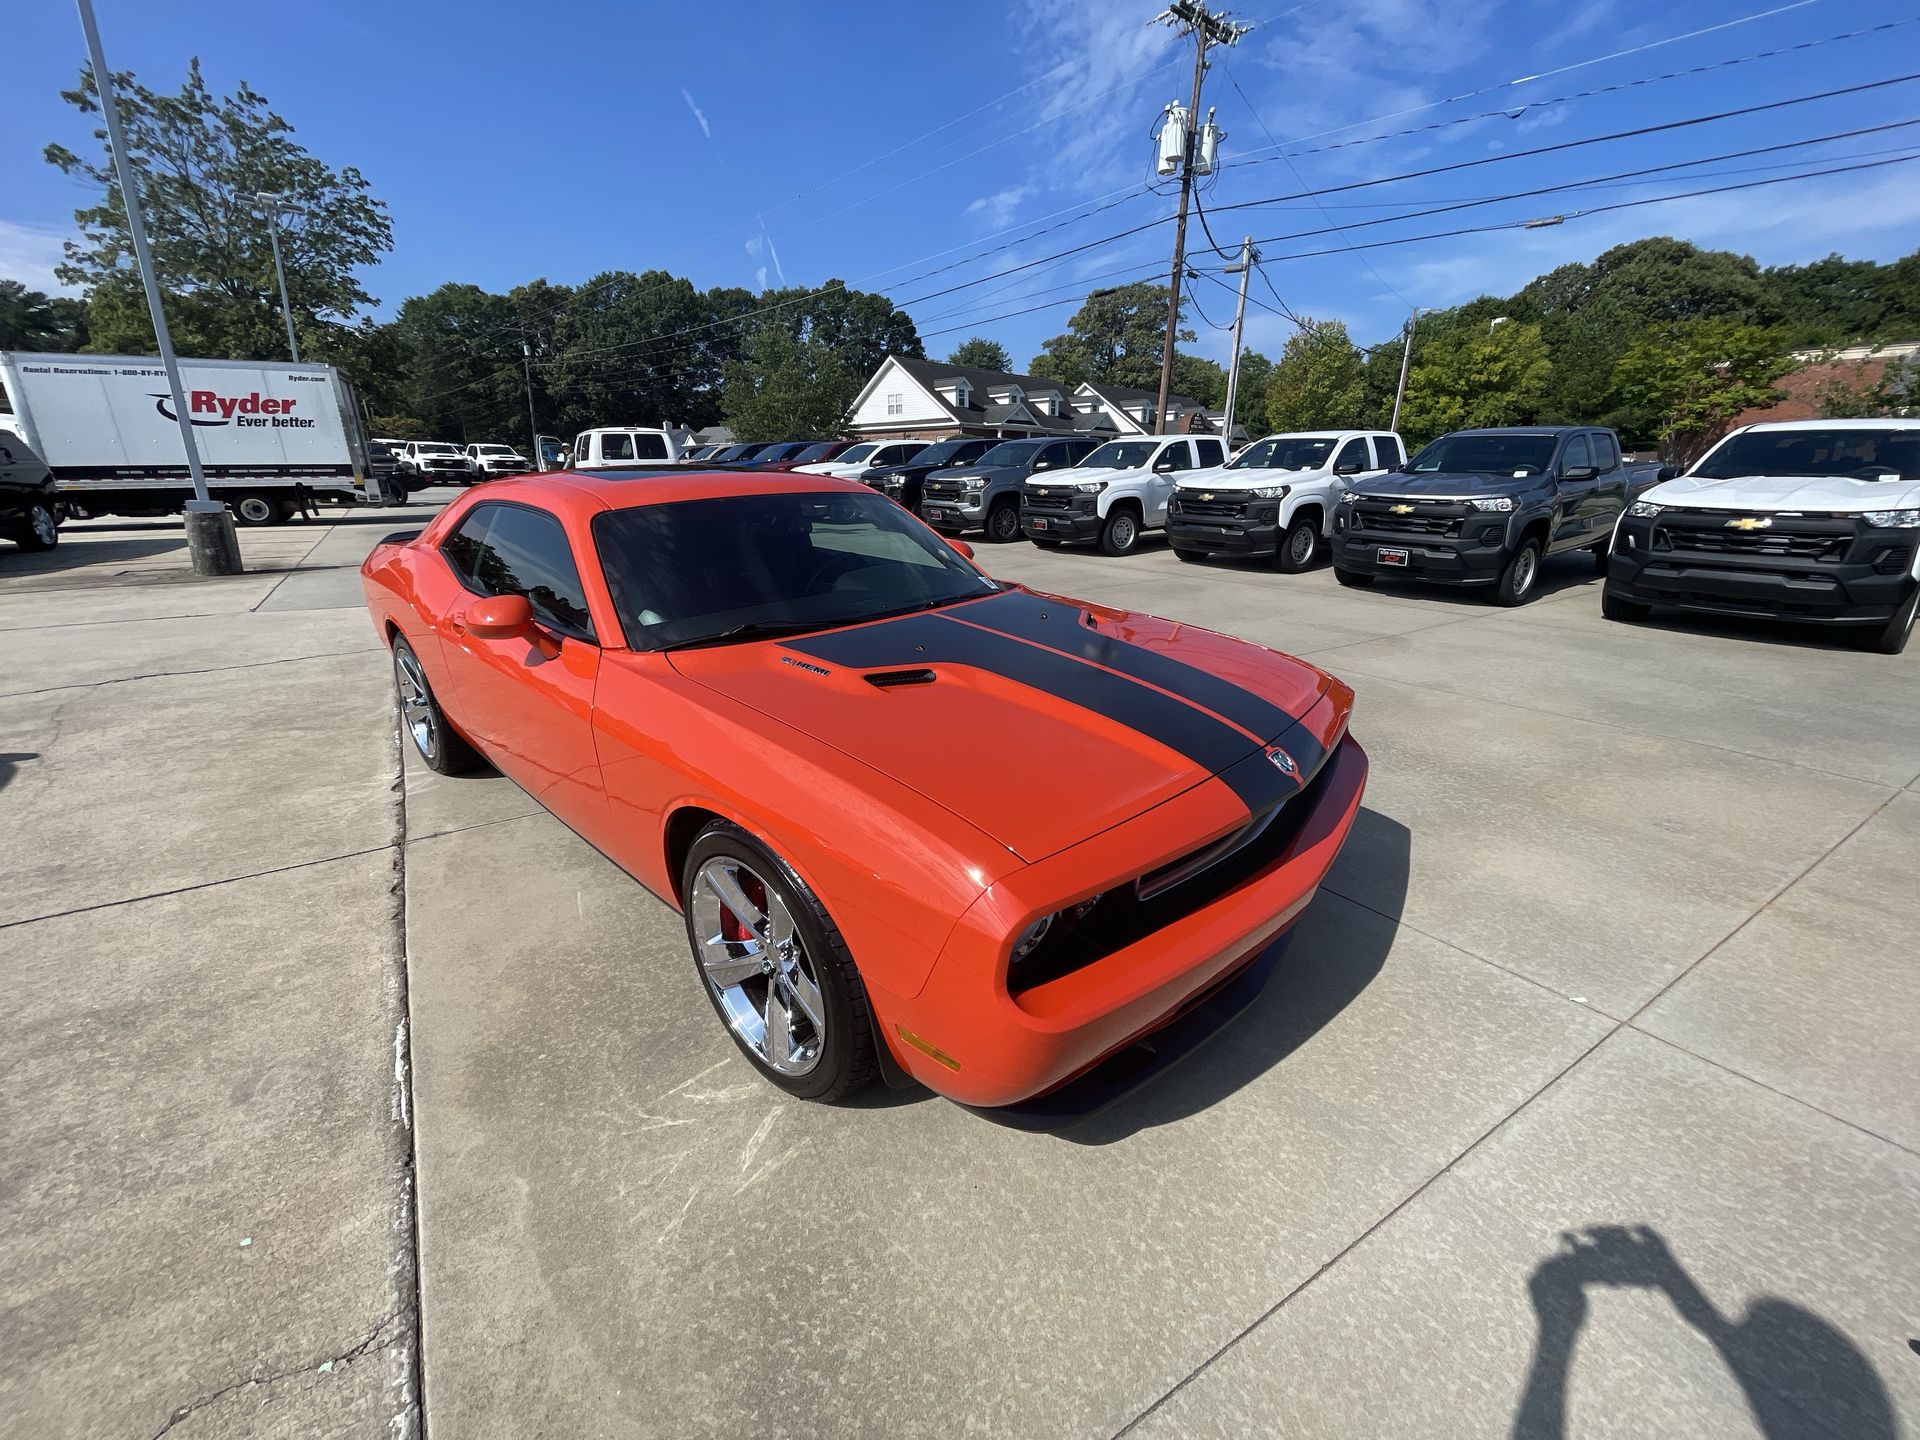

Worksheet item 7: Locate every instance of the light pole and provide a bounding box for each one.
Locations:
[1220,237,1258,449]
[75,0,241,574]
[248,192,304,362]
[522,340,540,463]
[1390,306,1420,435]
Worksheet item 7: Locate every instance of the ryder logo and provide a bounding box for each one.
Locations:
[153,391,315,430]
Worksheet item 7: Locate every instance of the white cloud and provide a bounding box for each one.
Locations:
[759,222,786,286]
[0,221,79,295]
[966,185,1033,230]
[680,87,711,140]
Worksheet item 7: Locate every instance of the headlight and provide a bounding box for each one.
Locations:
[1468,496,1514,512]
[1862,508,1920,528]
[1628,500,1663,518]
[1247,484,1291,499]
[1341,490,1361,504]
[961,478,985,493]
[1075,480,1109,494]
[1011,913,1056,961]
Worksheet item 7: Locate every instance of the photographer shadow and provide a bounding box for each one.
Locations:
[1512,1225,1898,1440]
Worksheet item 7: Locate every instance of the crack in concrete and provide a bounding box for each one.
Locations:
[3,645,383,700]
[147,1309,401,1440]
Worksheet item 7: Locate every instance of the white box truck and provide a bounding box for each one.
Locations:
[0,351,401,525]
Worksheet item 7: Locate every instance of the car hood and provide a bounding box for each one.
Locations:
[666,588,1331,863]
[1643,472,1920,512]
[1034,464,1153,486]
[1348,470,1543,499]
[1176,463,1330,491]
[927,463,1023,484]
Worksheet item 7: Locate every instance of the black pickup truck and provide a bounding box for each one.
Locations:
[1331,426,1669,605]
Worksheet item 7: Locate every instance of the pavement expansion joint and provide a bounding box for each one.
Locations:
[146,1308,403,1440]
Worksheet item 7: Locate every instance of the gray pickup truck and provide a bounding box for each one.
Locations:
[1331,426,1669,605]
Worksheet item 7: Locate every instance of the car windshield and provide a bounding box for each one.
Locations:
[1410,433,1557,476]
[789,442,839,463]
[976,440,1044,467]
[1081,441,1158,470]
[1228,436,1338,472]
[714,445,755,461]
[1691,428,1920,481]
[417,443,459,455]
[594,489,998,650]
[906,439,975,468]
[832,443,879,465]
[476,445,515,455]
[758,442,809,460]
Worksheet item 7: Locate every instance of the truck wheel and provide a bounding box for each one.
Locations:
[1602,590,1650,623]
[1859,584,1918,655]
[1492,539,1543,606]
[1173,546,1207,564]
[1099,508,1141,556]
[1276,515,1320,574]
[681,820,877,1102]
[985,500,1021,543]
[231,494,281,527]
[1333,566,1373,588]
[392,636,481,775]
[12,501,59,552]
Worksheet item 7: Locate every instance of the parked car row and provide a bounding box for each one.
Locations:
[377,438,535,486]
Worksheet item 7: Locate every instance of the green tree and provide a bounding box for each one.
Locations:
[947,336,1011,371]
[1265,319,1365,432]
[45,58,391,359]
[0,280,90,351]
[1228,349,1273,434]
[1030,282,1190,391]
[721,321,858,440]
[1399,320,1552,443]
[1609,320,1791,465]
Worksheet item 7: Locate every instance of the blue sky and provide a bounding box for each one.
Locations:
[5,0,1919,372]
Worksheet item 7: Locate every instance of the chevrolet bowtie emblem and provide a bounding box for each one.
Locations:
[1726,516,1772,530]
[1390,503,1415,514]
[1198,492,1214,501]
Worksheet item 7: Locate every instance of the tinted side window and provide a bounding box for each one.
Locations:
[1562,434,1593,472]
[602,433,635,461]
[632,433,669,461]
[1161,441,1196,471]
[1035,443,1069,471]
[573,434,591,464]
[1593,431,1619,469]
[444,504,595,640]
[1374,434,1405,466]
[1334,437,1371,471]
[1194,438,1225,466]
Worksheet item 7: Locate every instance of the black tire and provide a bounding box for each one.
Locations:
[1333,565,1373,588]
[1275,514,1320,574]
[984,499,1022,543]
[230,493,281,527]
[12,501,59,552]
[387,478,410,505]
[1858,583,1918,655]
[1173,546,1208,564]
[1099,506,1142,556]
[1493,537,1544,606]
[680,820,877,1102]
[1030,534,1063,548]
[1601,590,1650,623]
[391,636,481,775]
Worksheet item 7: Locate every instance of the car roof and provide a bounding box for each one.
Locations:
[1447,426,1589,436]
[1730,417,1920,432]
[472,469,873,518]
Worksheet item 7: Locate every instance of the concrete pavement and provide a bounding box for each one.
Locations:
[4,504,1916,1438]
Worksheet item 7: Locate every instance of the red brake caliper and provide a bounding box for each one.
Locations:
[718,875,767,946]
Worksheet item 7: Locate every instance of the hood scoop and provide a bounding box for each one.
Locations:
[863,667,937,689]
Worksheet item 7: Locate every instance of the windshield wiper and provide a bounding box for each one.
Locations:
[664,617,841,651]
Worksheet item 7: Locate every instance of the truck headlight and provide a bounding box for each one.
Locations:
[961,478,985,493]
[1468,497,1514,512]
[1075,480,1108,494]
[1340,490,1361,504]
[1862,508,1920,528]
[1247,484,1290,499]
[1628,500,1663,518]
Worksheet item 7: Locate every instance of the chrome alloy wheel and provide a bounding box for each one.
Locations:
[690,857,826,1077]
[394,647,437,759]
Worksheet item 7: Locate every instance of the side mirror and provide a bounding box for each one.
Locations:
[949,538,976,560]
[1657,465,1679,482]
[1031,460,1052,472]
[1333,460,1362,475]
[1153,456,1176,473]
[1560,464,1599,482]
[464,593,535,639]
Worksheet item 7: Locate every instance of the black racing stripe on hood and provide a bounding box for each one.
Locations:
[784,611,1261,790]
[954,590,1300,740]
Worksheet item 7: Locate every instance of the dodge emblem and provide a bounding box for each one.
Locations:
[1726,516,1772,530]
[1265,746,1298,777]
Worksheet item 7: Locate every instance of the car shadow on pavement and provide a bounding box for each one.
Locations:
[1511,1224,1898,1440]
[2,537,185,572]
[1607,610,1885,655]
[980,806,1411,1144]
[0,752,37,793]
[1348,555,1604,609]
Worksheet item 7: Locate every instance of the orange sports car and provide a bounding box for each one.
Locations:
[360,471,1368,1108]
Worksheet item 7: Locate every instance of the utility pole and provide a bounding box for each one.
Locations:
[521,340,540,462]
[1220,236,1257,449]
[1152,0,1247,436]
[76,0,241,575]
[1389,305,1420,434]
[248,192,304,362]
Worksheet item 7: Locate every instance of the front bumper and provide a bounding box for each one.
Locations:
[922,498,985,529]
[872,727,1369,1108]
[1021,508,1100,542]
[1169,517,1280,555]
[1608,514,1918,623]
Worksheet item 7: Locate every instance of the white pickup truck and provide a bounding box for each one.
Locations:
[570,427,695,472]
[1604,417,1920,654]
[1168,430,1404,571]
[398,440,472,486]
[1019,434,1228,555]
[463,442,532,480]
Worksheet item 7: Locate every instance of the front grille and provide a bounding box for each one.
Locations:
[1349,498,1468,537]
[1175,495,1246,520]
[924,479,966,500]
[1007,741,1339,994]
[1656,511,1853,562]
[1024,487,1076,513]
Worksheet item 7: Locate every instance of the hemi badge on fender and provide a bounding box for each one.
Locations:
[1726,516,1772,530]
[780,655,831,677]
[1266,746,1298,777]
[1390,503,1415,514]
